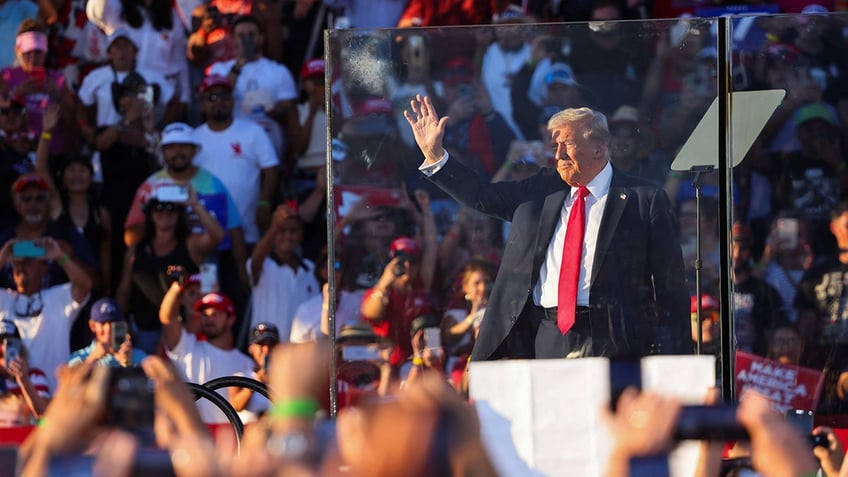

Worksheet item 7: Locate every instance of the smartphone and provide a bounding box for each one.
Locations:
[341,344,381,362]
[785,409,814,435]
[155,184,189,203]
[776,218,799,250]
[29,66,46,82]
[13,240,45,258]
[111,321,128,351]
[423,327,441,350]
[106,367,156,446]
[138,85,154,105]
[4,337,21,369]
[608,359,642,413]
[199,262,218,294]
[263,352,270,371]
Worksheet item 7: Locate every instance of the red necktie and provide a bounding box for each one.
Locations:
[558,186,589,335]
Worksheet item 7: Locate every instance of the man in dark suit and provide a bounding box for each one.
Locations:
[404,94,691,360]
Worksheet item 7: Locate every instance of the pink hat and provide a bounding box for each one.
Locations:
[15,31,48,53]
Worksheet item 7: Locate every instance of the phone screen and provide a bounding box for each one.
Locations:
[785,409,814,435]
[13,240,45,258]
[776,218,799,250]
[199,263,218,294]
[423,327,441,350]
[155,184,188,203]
[609,360,642,413]
[4,338,21,369]
[111,321,128,351]
[341,345,381,362]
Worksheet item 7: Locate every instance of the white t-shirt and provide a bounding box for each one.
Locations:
[481,41,530,140]
[248,256,320,342]
[295,103,327,171]
[290,290,364,343]
[77,65,175,126]
[0,284,86,391]
[166,329,255,423]
[208,58,297,118]
[193,118,279,243]
[86,0,190,102]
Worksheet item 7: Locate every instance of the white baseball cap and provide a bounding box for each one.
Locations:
[160,122,201,147]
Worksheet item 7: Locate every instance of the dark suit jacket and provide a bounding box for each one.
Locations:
[428,159,692,360]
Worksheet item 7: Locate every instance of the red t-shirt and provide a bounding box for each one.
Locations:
[363,282,436,367]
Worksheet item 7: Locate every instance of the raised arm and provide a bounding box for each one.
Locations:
[403,94,449,166]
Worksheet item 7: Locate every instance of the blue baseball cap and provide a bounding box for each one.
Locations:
[91,298,125,323]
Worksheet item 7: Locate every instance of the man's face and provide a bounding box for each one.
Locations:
[233,22,262,61]
[832,212,848,248]
[201,86,233,122]
[609,122,639,160]
[551,121,606,187]
[248,341,276,364]
[0,102,25,134]
[12,258,45,294]
[201,308,232,339]
[90,320,115,349]
[769,328,802,364]
[108,38,137,71]
[797,119,836,155]
[162,143,197,173]
[273,218,303,256]
[691,310,719,344]
[14,187,49,225]
[544,82,580,109]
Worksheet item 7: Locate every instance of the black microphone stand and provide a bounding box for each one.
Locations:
[690,165,714,355]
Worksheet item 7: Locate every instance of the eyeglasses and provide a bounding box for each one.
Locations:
[0,106,24,116]
[152,202,178,213]
[18,193,48,203]
[203,92,232,103]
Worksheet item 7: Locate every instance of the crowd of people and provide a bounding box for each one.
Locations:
[0,0,846,474]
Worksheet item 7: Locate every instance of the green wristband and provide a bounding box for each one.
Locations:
[270,398,319,420]
[37,417,47,427]
[258,200,271,208]
[57,254,70,266]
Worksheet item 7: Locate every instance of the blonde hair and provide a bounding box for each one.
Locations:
[547,107,611,145]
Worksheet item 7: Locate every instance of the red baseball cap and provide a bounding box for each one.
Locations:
[12,173,49,195]
[194,292,235,315]
[200,74,232,94]
[353,97,393,116]
[389,236,420,258]
[691,294,720,313]
[300,58,325,79]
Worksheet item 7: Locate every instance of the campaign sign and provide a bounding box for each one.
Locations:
[735,351,824,412]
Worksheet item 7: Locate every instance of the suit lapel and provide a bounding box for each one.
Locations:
[533,188,569,282]
[592,174,630,285]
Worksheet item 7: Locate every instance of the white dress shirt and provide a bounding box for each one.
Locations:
[535,162,612,308]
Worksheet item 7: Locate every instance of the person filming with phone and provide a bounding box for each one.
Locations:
[0,319,50,420]
[68,298,146,367]
[0,236,92,391]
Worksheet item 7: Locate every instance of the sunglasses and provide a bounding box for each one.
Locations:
[0,106,24,116]
[611,127,638,138]
[18,193,48,203]
[203,92,232,103]
[152,202,178,213]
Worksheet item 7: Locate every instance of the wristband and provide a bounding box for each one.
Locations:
[502,160,513,170]
[412,356,424,366]
[37,417,47,427]
[269,398,320,420]
[57,254,70,266]
[40,131,52,142]
[258,199,271,208]
[837,162,847,173]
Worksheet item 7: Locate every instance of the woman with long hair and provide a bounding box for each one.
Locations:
[116,185,223,354]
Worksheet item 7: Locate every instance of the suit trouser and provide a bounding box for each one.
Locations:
[534,306,593,359]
